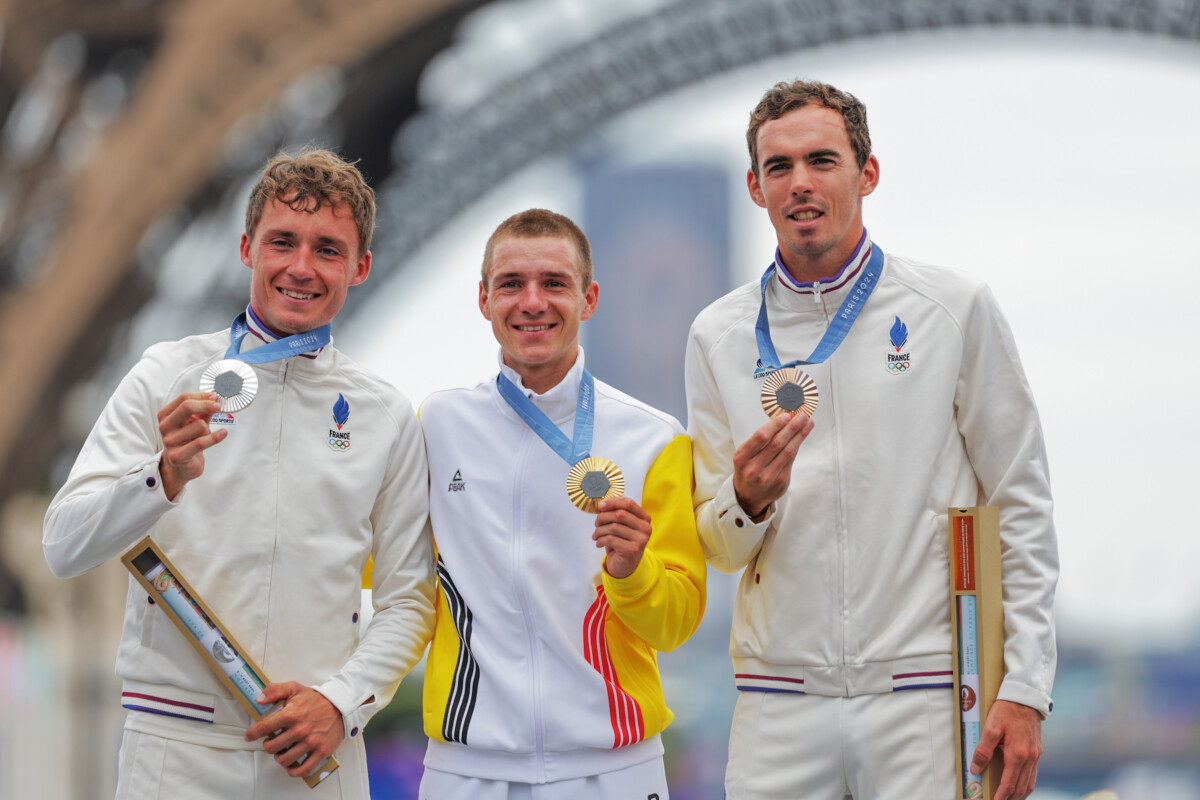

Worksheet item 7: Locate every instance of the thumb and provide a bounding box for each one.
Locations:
[971,726,1000,775]
[256,680,301,707]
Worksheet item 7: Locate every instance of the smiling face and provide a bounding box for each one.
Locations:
[479,235,599,394]
[241,196,371,336]
[748,104,879,283]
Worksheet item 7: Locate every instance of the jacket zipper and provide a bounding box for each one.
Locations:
[511,431,547,780]
[819,289,850,689]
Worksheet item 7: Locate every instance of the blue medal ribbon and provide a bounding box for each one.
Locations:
[755,244,884,371]
[497,368,595,466]
[223,312,330,363]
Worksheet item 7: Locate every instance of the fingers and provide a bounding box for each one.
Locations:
[157,392,221,432]
[593,497,652,579]
[244,682,302,743]
[975,700,1043,800]
[245,683,341,777]
[157,393,228,499]
[733,411,814,515]
[970,726,999,776]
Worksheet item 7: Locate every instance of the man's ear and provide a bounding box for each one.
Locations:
[859,154,880,198]
[349,251,372,286]
[479,280,492,321]
[580,280,599,322]
[747,168,767,209]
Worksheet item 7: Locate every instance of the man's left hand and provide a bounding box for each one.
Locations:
[971,699,1043,800]
[244,682,344,778]
[593,496,652,579]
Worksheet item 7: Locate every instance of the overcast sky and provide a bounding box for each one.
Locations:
[346,28,1200,651]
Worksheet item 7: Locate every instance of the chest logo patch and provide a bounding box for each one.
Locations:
[448,469,466,492]
[887,316,912,374]
[328,394,351,451]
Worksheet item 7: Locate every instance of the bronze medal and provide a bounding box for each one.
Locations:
[760,366,818,418]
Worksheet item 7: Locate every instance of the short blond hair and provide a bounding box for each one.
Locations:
[481,209,593,287]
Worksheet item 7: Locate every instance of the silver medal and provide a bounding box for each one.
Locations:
[199,359,258,413]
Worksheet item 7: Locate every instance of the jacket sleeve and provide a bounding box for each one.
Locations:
[314,400,436,737]
[43,351,180,578]
[956,284,1058,717]
[602,434,706,653]
[684,322,774,574]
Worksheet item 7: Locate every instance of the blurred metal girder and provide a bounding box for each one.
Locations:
[377,0,1200,270]
[3,0,1200,516]
[0,0,462,504]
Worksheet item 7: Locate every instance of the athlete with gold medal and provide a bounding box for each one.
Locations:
[418,210,706,800]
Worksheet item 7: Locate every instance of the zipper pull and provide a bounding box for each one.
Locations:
[812,282,822,304]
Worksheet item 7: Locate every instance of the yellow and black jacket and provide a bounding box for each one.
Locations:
[419,352,706,783]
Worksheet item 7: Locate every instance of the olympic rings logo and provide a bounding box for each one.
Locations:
[328,438,351,451]
[887,361,911,373]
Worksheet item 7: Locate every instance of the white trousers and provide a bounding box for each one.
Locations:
[725,688,957,800]
[114,729,369,800]
[418,756,669,800]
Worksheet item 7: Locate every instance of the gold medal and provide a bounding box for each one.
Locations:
[199,359,258,413]
[566,457,625,514]
[760,367,818,418]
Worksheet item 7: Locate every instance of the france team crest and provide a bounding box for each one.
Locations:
[887,316,912,374]
[328,394,351,451]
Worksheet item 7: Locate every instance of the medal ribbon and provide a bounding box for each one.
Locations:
[755,244,885,371]
[223,312,331,363]
[497,368,595,466]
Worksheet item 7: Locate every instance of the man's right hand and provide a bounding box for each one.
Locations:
[157,392,228,500]
[733,410,814,519]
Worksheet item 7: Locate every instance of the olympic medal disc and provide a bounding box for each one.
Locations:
[760,367,818,418]
[566,457,625,514]
[199,359,258,413]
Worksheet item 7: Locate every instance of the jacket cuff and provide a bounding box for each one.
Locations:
[715,477,775,533]
[603,549,660,599]
[140,453,182,504]
[313,681,375,742]
[996,677,1053,719]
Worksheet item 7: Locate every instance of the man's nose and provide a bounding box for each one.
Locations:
[518,283,549,311]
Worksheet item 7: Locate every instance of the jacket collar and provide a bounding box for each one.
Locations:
[242,304,325,360]
[770,231,877,313]
[497,347,586,425]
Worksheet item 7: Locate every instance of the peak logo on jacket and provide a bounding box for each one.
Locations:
[448,470,466,492]
[886,316,912,375]
[328,394,352,451]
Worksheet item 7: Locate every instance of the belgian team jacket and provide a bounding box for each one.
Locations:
[420,353,707,783]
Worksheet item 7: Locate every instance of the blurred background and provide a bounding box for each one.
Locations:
[2,0,1199,798]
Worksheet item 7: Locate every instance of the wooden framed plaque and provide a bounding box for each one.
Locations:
[948,507,1004,800]
[121,536,339,788]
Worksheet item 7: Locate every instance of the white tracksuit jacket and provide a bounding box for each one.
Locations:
[419,354,707,783]
[43,322,436,765]
[685,242,1058,716]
